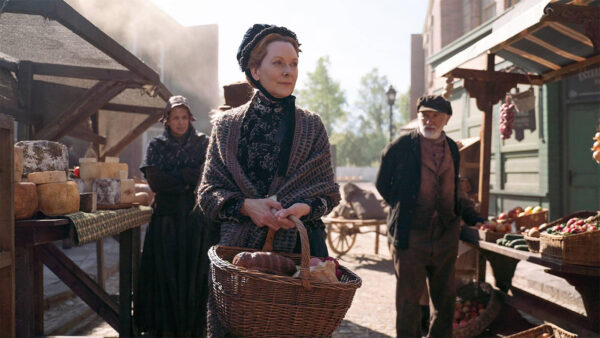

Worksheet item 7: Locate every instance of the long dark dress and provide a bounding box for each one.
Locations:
[134,126,210,336]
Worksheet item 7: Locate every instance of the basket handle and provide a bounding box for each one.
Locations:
[262,217,311,290]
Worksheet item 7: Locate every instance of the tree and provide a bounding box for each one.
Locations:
[296,56,347,135]
[355,68,389,135]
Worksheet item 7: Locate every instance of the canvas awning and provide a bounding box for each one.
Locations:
[0,0,172,159]
[437,0,600,84]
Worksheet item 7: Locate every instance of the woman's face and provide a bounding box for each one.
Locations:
[166,106,191,137]
[251,41,298,98]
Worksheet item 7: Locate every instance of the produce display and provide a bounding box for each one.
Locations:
[499,100,515,140]
[592,131,600,163]
[453,298,486,329]
[543,216,598,236]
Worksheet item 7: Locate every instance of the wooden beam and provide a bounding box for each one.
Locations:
[102,103,164,116]
[0,114,15,336]
[542,52,600,84]
[523,34,586,62]
[503,45,561,70]
[0,52,18,72]
[38,243,120,331]
[66,126,107,145]
[445,68,543,85]
[31,62,140,82]
[17,61,34,109]
[477,54,495,219]
[546,22,594,48]
[4,0,159,84]
[101,112,162,159]
[34,80,129,141]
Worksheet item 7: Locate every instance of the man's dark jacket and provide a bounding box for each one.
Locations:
[375,129,483,250]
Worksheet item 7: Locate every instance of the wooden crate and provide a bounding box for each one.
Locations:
[507,323,577,338]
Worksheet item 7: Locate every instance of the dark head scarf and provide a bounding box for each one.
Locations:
[159,95,197,125]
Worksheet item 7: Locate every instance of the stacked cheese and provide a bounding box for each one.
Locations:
[13,141,79,218]
[80,157,134,207]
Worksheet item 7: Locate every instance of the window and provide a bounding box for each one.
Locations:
[481,0,496,23]
[505,0,520,8]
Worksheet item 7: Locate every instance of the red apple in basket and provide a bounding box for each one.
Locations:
[497,213,508,220]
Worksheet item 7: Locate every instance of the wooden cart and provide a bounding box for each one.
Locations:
[323,217,387,256]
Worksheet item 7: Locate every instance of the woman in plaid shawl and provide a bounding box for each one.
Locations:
[134,96,210,336]
[198,24,340,257]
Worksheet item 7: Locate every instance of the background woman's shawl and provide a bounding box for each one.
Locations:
[197,102,340,252]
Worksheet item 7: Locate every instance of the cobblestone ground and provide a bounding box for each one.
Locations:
[47,229,396,337]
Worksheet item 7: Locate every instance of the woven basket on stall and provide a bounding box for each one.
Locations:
[540,210,600,266]
[453,282,502,338]
[506,323,578,338]
[514,210,548,230]
[522,233,540,253]
[208,216,362,337]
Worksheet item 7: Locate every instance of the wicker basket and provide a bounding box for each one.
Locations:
[514,210,548,231]
[540,211,600,266]
[208,216,362,337]
[453,282,502,338]
[522,234,540,253]
[506,323,577,338]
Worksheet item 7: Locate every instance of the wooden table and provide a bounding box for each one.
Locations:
[460,226,600,334]
[15,218,142,337]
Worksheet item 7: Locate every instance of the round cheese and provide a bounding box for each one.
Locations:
[93,178,121,205]
[37,181,80,216]
[27,170,67,184]
[14,182,38,219]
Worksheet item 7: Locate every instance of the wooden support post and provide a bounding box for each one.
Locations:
[96,239,105,289]
[17,61,33,110]
[15,244,43,336]
[477,54,495,219]
[120,229,134,337]
[0,114,15,336]
[38,243,119,330]
[131,227,141,298]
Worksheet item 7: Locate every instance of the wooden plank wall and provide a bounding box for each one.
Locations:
[0,114,15,335]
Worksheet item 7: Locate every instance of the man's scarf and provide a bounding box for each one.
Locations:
[197,96,340,252]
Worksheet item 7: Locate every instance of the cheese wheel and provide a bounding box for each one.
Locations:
[37,181,80,216]
[120,179,135,204]
[14,146,23,182]
[15,140,69,175]
[14,182,38,219]
[93,178,121,205]
[99,163,121,179]
[27,170,67,184]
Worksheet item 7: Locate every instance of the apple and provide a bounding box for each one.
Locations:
[524,206,533,214]
[495,223,506,232]
[497,213,508,220]
[532,206,543,213]
[514,206,524,214]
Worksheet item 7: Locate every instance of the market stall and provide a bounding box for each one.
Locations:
[0,0,173,335]
[435,0,600,334]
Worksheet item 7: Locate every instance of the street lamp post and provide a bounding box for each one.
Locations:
[386,85,397,142]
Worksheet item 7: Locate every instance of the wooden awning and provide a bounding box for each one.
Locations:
[437,0,600,85]
[0,0,172,159]
[431,0,600,219]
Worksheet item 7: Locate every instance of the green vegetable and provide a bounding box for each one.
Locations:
[508,239,527,247]
[504,234,524,241]
[514,244,529,251]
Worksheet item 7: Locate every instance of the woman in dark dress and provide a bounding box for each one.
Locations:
[198,25,340,336]
[134,95,210,336]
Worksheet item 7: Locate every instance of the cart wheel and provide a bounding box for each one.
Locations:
[327,223,357,255]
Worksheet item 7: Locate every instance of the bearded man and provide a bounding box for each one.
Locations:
[375,95,486,337]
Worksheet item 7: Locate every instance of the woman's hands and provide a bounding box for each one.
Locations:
[240,199,310,231]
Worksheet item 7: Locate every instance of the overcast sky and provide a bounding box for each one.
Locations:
[150,0,429,107]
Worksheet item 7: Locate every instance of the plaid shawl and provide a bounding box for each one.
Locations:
[197,98,340,252]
